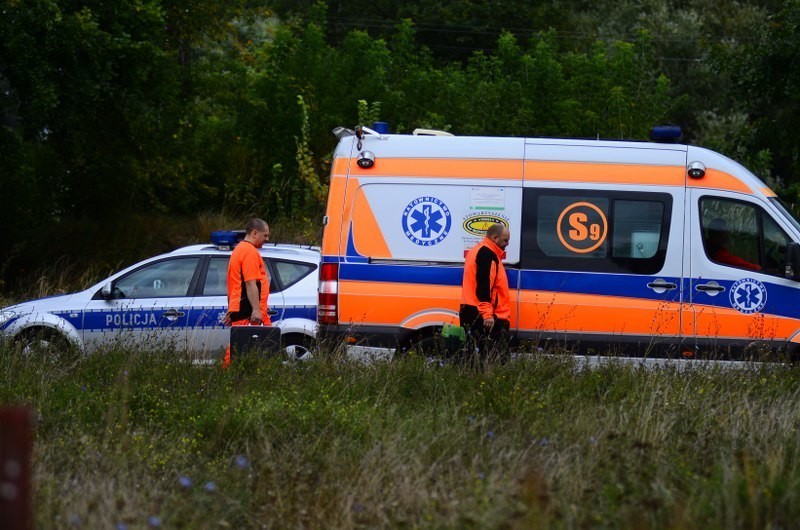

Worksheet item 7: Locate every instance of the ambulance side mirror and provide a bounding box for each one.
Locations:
[785,242,800,281]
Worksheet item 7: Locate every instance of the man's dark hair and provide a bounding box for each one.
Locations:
[486,223,506,238]
[245,218,268,233]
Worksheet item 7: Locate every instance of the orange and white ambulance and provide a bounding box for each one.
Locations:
[318,125,800,359]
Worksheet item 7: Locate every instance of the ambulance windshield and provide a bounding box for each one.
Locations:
[770,197,800,234]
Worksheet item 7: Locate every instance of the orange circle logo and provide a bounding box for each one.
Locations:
[556,202,608,254]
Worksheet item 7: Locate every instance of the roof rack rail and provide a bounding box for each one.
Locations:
[412,128,454,137]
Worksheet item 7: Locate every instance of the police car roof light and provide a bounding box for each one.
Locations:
[649,125,683,143]
[211,230,246,248]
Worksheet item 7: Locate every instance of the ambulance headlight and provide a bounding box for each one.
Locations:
[357,151,375,169]
[687,161,706,179]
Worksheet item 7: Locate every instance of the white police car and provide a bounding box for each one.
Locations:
[0,232,320,360]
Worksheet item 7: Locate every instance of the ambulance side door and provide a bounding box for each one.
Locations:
[518,186,685,353]
[685,189,796,354]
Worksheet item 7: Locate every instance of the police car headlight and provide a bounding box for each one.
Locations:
[0,310,17,327]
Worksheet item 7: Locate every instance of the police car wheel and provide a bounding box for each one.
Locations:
[17,327,74,360]
[283,334,315,362]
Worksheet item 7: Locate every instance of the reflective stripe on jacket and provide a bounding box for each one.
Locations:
[461,237,510,320]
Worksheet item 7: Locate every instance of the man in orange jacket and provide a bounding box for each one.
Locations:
[221,218,271,368]
[460,223,511,361]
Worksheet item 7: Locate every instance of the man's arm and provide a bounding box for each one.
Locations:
[244,280,262,322]
[475,247,497,329]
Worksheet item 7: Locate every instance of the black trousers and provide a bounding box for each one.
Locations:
[459,304,510,360]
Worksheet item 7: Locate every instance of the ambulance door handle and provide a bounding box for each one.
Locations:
[267,310,278,316]
[647,279,677,293]
[695,282,725,294]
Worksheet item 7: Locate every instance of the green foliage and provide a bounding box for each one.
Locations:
[356,99,382,126]
[295,95,327,205]
[3,0,800,289]
[4,343,800,528]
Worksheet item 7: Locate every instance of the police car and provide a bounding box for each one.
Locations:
[0,232,320,361]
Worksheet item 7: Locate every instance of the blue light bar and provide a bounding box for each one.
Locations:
[649,125,683,143]
[372,121,390,134]
[211,230,245,247]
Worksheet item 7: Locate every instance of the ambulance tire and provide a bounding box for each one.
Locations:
[404,330,452,358]
[283,333,315,362]
[16,327,77,362]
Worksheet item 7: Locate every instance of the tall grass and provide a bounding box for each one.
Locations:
[2,342,800,529]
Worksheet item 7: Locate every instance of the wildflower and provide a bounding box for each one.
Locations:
[486,430,494,439]
[69,513,81,527]
[178,476,192,489]
[352,502,365,513]
[589,436,598,445]
[467,415,476,423]
[540,437,549,446]
[204,481,218,493]
[477,472,485,480]
[116,523,128,530]
[234,455,250,469]
[148,515,162,528]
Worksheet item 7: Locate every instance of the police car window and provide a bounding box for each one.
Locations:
[521,189,671,274]
[272,260,315,290]
[201,258,228,296]
[201,257,275,296]
[114,258,200,299]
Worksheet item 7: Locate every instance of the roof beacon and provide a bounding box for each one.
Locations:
[211,230,245,249]
[649,125,683,144]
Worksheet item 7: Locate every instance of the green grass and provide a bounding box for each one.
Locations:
[3,343,800,529]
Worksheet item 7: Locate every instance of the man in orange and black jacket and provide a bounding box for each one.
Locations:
[460,223,511,360]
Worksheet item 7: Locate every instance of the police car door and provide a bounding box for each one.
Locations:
[187,256,284,356]
[686,189,795,356]
[83,257,201,351]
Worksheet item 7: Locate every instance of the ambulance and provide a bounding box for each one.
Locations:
[318,124,800,360]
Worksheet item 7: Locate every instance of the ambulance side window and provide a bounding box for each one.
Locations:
[520,189,672,274]
[699,197,789,275]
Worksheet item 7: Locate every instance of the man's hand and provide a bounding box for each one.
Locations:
[250,310,262,324]
[221,311,232,326]
[483,317,495,330]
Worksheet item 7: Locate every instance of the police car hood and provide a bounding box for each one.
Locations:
[3,293,82,315]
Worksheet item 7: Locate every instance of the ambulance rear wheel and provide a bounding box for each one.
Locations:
[16,327,76,361]
[405,332,446,358]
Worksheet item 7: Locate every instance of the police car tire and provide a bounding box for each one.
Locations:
[283,333,315,362]
[17,327,73,358]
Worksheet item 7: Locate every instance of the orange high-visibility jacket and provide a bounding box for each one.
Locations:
[227,241,269,322]
[461,237,510,321]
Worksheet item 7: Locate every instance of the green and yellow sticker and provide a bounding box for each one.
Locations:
[462,214,509,236]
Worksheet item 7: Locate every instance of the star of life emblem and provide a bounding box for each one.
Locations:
[402,196,452,246]
[729,278,767,314]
